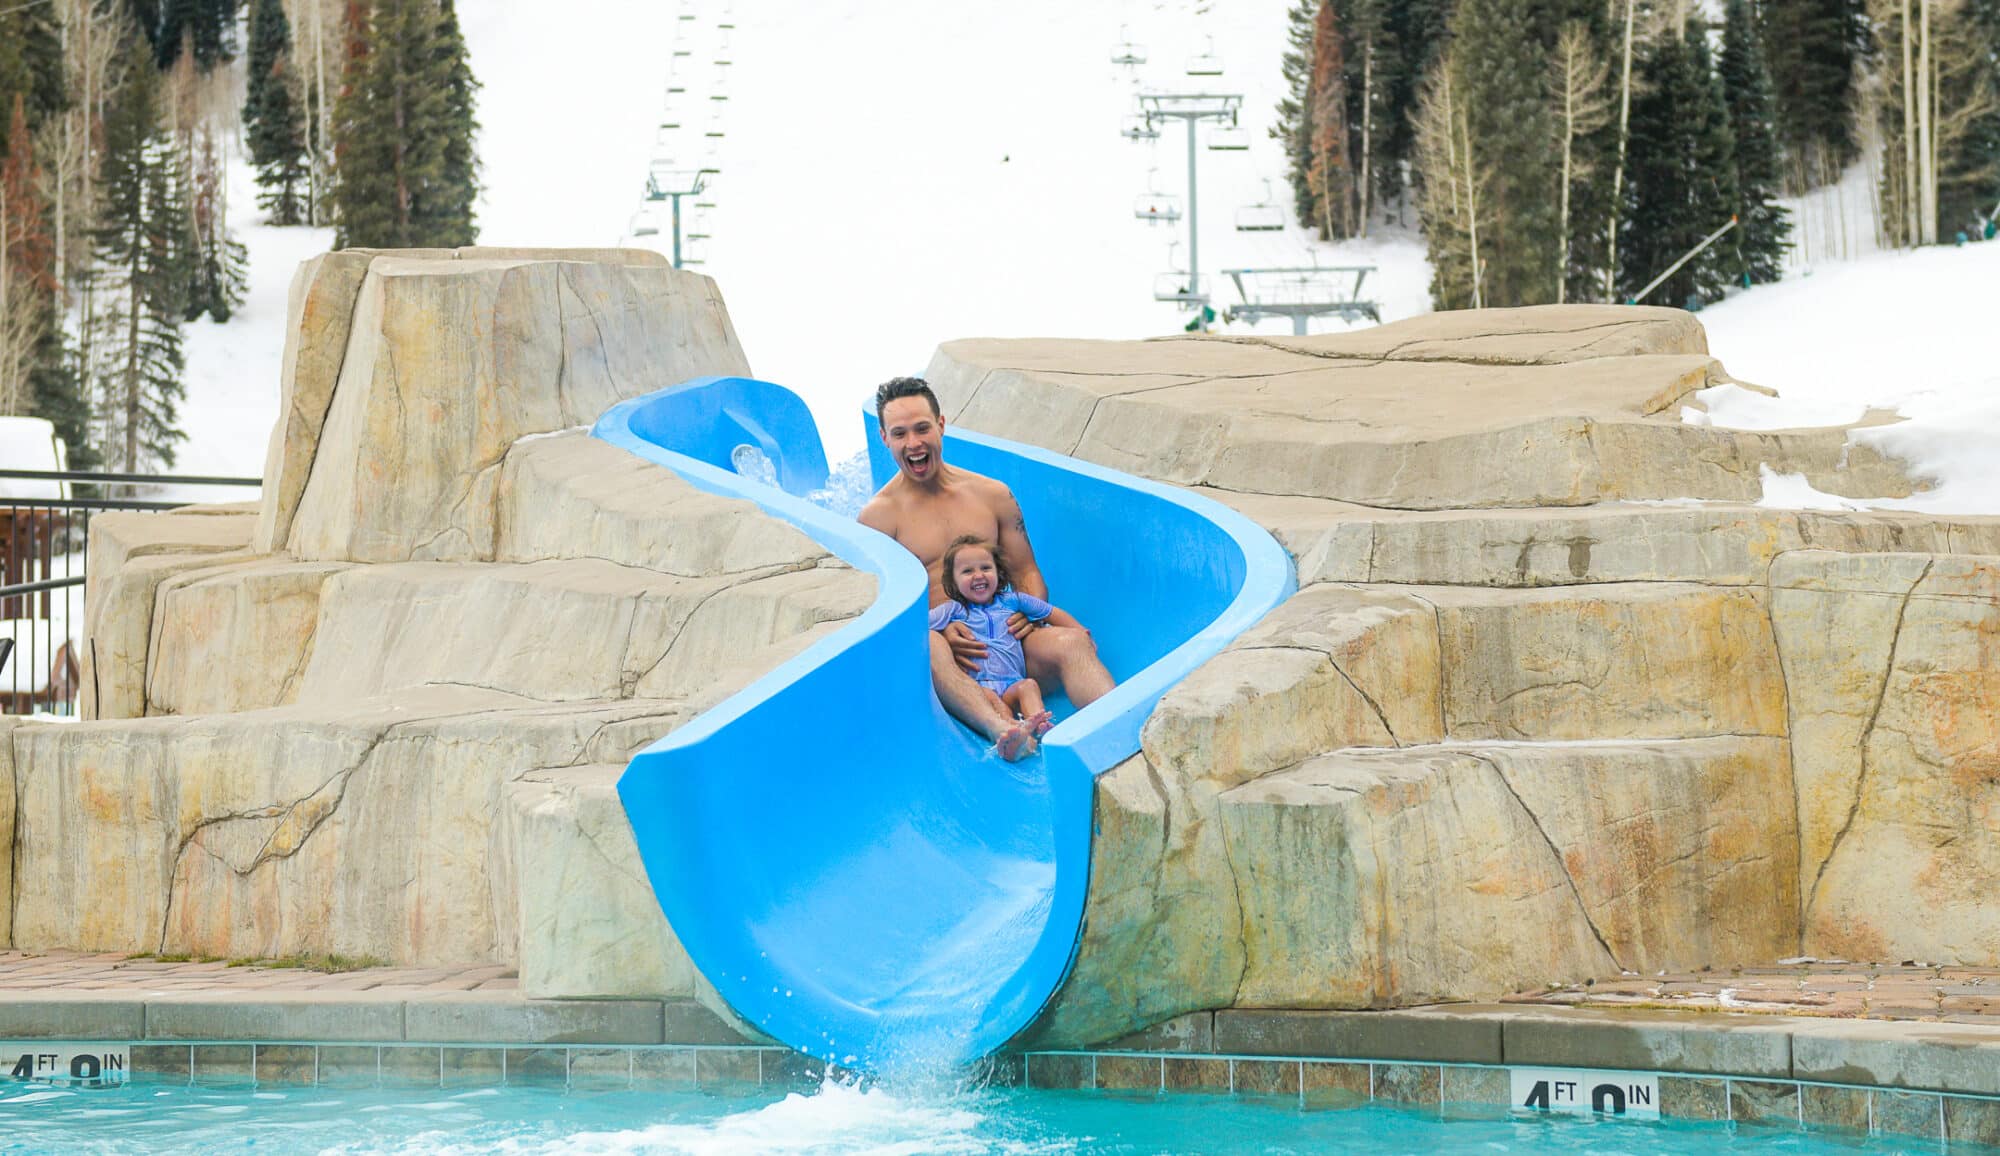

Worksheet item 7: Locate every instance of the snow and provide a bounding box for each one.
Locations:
[170,161,334,500]
[1694,237,2000,513]
[0,417,69,499]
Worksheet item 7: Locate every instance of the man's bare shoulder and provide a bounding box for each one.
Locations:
[954,469,1017,511]
[856,486,900,534]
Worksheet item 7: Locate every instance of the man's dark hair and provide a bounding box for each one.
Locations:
[874,377,941,429]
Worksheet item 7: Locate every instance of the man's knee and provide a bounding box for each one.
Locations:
[1026,625,1095,677]
[1043,625,1096,659]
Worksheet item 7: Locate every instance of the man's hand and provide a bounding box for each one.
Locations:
[1005,612,1038,641]
[943,621,987,674]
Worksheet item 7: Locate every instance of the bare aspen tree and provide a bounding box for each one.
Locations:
[1547,22,1611,303]
[1917,0,1934,242]
[1903,0,1919,242]
[1415,61,1489,308]
[1460,110,1484,307]
[1360,39,1374,237]
[1605,0,1637,298]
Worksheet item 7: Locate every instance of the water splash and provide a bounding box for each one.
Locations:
[360,1077,1061,1156]
[729,447,875,520]
[806,450,877,519]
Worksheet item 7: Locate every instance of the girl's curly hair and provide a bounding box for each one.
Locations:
[940,534,1011,604]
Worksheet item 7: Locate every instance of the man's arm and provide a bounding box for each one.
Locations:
[991,484,1048,600]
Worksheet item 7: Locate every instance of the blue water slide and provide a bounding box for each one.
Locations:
[592,376,1295,1071]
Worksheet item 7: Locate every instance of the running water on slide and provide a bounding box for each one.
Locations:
[593,377,1294,1073]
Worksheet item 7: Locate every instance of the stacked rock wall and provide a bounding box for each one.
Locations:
[921,308,2000,1048]
[8,249,870,994]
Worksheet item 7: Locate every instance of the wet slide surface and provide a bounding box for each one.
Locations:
[593,377,1294,1071]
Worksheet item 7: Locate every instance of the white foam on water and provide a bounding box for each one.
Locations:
[337,1079,1062,1156]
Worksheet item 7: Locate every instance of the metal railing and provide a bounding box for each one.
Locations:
[0,468,261,718]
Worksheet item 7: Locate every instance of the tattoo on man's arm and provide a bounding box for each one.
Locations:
[1014,514,1028,539]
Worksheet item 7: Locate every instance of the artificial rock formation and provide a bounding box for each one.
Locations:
[927,307,2000,1049]
[11,250,865,992]
[18,275,1999,1057]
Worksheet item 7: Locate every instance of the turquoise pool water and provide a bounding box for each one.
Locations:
[0,1078,1983,1154]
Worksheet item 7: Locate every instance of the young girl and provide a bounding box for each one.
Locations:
[928,534,1084,741]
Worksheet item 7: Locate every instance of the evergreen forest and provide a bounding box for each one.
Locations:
[1277,0,2000,309]
[0,0,480,473]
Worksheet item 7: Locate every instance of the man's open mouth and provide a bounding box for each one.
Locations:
[905,450,931,473]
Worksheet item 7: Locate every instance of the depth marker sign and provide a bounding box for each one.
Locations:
[1510,1067,1660,1120]
[2,1043,130,1087]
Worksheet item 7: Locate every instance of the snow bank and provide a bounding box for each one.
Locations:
[1694,238,2000,514]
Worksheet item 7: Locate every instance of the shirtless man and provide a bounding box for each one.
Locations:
[858,377,1115,760]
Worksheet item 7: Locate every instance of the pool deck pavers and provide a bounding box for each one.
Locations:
[1505,961,2000,1025]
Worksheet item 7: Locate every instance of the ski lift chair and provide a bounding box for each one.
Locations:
[1134,167,1181,223]
[1133,192,1182,224]
[1186,35,1222,76]
[1111,25,1147,65]
[1153,246,1205,306]
[1207,123,1249,151]
[1153,272,1207,304]
[1235,178,1284,231]
[683,237,711,266]
[629,208,661,238]
[1122,113,1160,141]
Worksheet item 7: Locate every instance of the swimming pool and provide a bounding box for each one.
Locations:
[2,1076,1991,1154]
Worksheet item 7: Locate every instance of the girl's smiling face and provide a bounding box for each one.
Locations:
[951,546,1000,605]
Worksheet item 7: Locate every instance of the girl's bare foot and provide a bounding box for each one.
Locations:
[994,721,1037,761]
[1027,709,1055,738]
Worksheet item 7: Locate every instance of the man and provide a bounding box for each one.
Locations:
[858,377,1115,760]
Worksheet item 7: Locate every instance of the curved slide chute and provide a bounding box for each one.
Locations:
[593,376,1294,1071]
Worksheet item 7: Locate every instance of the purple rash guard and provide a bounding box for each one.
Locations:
[927,588,1054,695]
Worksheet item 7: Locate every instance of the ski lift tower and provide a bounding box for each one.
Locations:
[1221,266,1382,334]
[645,164,710,270]
[1137,91,1242,331]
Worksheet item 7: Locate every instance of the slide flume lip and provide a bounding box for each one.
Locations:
[593,376,1295,1071]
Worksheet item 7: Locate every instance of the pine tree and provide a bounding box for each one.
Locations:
[0,4,68,151]
[1944,0,2000,234]
[90,35,188,472]
[1378,0,1452,217]
[1720,0,1793,283]
[1620,22,1741,307]
[1447,0,1564,305]
[331,0,480,249]
[245,0,310,224]
[417,0,477,245]
[1274,0,1321,229]
[1761,0,1869,186]
[154,0,242,71]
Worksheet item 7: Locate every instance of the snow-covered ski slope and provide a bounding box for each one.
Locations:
[458,0,1431,452]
